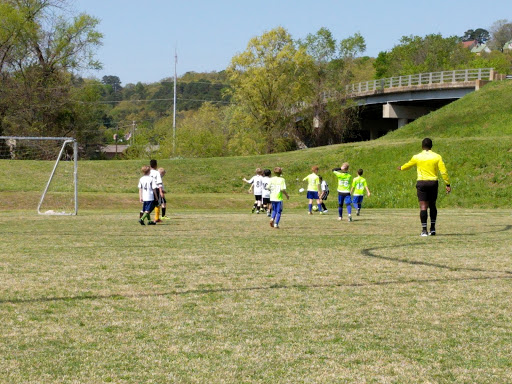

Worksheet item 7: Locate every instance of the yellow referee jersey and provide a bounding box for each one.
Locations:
[401,150,450,184]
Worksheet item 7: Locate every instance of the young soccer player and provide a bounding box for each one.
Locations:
[267,167,289,229]
[261,169,272,217]
[351,169,371,216]
[243,168,264,213]
[158,167,170,220]
[398,137,451,236]
[319,176,329,213]
[302,166,324,215]
[149,159,164,222]
[332,162,353,222]
[138,165,157,225]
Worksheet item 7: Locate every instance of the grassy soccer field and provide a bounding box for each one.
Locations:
[1,208,511,383]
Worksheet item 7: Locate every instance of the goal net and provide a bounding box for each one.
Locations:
[0,136,78,215]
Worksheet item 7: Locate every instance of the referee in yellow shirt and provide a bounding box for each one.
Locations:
[398,138,451,236]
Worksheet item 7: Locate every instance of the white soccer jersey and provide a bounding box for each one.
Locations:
[248,175,264,195]
[321,180,329,192]
[139,175,157,201]
[150,168,162,188]
[261,176,271,198]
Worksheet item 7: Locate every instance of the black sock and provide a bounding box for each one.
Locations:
[420,210,428,230]
[162,207,166,217]
[321,203,327,210]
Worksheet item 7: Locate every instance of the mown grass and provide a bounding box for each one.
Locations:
[1,209,511,383]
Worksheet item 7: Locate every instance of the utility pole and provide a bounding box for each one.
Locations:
[173,50,177,155]
[132,120,136,146]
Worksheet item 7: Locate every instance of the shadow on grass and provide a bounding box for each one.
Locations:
[1,225,511,305]
[2,276,512,305]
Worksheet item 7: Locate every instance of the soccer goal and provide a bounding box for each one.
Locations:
[0,136,78,215]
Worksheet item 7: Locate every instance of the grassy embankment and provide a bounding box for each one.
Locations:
[0,80,511,211]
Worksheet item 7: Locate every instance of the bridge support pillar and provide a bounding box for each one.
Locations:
[398,118,408,128]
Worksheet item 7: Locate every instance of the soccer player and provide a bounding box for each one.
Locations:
[319,176,329,213]
[149,159,164,223]
[333,162,353,222]
[398,137,451,236]
[351,169,371,216]
[267,167,289,229]
[138,165,157,225]
[158,167,170,220]
[302,166,323,215]
[261,169,272,217]
[243,168,264,213]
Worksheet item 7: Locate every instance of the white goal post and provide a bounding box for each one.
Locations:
[0,136,78,215]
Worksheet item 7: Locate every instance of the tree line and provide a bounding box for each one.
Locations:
[1,0,511,159]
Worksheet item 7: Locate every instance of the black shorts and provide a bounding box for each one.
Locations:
[416,180,438,202]
[321,190,329,200]
[154,189,162,206]
[254,195,262,202]
[262,197,270,205]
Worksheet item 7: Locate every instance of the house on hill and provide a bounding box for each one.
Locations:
[462,40,478,50]
[504,39,512,51]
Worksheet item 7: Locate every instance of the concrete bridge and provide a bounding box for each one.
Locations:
[332,68,496,140]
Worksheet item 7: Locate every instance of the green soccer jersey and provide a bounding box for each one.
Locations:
[352,176,367,196]
[303,173,320,192]
[333,170,352,193]
[269,176,287,201]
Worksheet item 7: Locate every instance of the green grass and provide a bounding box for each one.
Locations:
[1,209,511,383]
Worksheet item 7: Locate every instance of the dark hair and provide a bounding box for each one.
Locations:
[319,176,323,181]
[357,169,363,176]
[150,159,157,168]
[422,138,433,149]
[263,169,271,177]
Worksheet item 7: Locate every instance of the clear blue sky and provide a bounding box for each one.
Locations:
[73,0,509,85]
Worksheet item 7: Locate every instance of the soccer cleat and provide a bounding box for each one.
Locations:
[155,219,162,223]
[429,230,436,236]
[161,216,171,220]
[251,207,256,213]
[139,219,145,226]
[148,221,157,225]
[269,219,274,228]
[338,217,342,221]
[323,209,328,213]
[256,210,260,214]
[356,209,360,216]
[308,211,312,215]
[274,223,279,228]
[421,229,428,237]
[348,215,353,222]
[319,211,324,215]
[267,212,271,217]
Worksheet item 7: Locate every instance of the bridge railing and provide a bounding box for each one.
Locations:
[345,68,493,96]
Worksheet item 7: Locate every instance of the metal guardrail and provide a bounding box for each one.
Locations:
[345,68,493,96]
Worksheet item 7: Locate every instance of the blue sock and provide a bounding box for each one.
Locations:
[317,204,323,212]
[308,203,312,212]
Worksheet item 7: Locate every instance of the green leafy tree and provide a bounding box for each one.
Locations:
[228,27,313,152]
[0,0,103,148]
[374,34,473,78]
[461,28,490,43]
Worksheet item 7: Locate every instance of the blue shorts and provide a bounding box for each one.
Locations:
[142,200,155,213]
[307,191,319,200]
[271,201,283,213]
[338,192,351,205]
[352,195,364,205]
